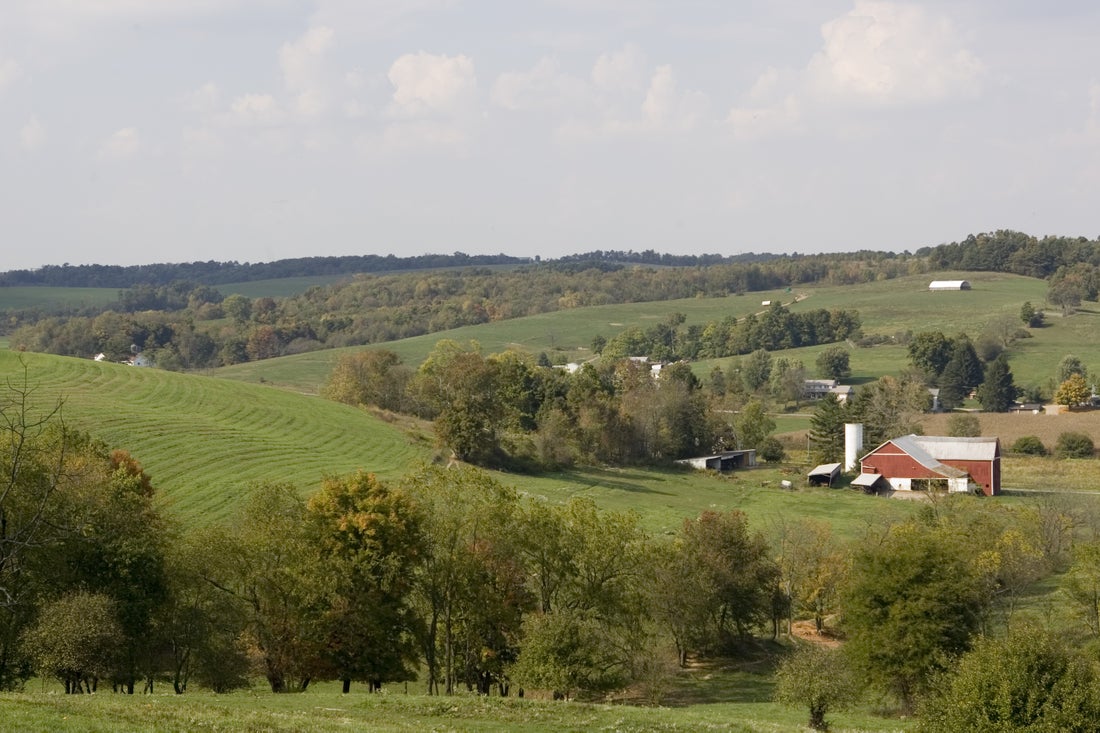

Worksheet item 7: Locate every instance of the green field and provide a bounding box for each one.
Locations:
[214,272,1070,395]
[0,350,428,525]
[0,683,915,732]
[0,286,119,311]
[0,349,924,537]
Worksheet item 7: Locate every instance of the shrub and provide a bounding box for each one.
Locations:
[759,436,786,462]
[1056,432,1095,459]
[1011,435,1048,456]
[946,414,980,437]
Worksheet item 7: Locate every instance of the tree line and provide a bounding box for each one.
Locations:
[9,230,1100,371]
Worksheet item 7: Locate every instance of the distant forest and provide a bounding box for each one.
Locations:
[0,250,780,289]
[6,230,1100,372]
[1,230,1098,289]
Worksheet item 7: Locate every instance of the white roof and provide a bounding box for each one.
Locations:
[808,463,842,477]
[851,473,882,487]
[928,280,970,289]
[908,435,999,462]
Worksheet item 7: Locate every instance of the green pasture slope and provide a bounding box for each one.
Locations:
[0,286,118,310]
[212,286,804,392]
[2,349,919,538]
[0,350,427,525]
[216,271,1067,393]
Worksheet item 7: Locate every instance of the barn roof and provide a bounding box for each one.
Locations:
[908,435,999,461]
[851,472,882,487]
[928,280,971,290]
[866,435,967,479]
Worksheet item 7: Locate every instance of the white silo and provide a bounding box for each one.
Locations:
[844,423,864,473]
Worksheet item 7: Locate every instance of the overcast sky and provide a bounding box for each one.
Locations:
[2,1,1099,270]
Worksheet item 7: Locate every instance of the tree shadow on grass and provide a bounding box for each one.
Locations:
[546,468,673,495]
[660,645,783,706]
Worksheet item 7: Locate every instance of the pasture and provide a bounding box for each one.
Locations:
[0,351,428,525]
[0,286,118,311]
[0,683,917,732]
[0,350,922,537]
[214,271,1072,396]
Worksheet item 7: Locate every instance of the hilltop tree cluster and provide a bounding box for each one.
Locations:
[327,341,743,469]
[598,304,861,362]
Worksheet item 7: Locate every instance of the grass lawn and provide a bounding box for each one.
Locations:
[2,676,916,733]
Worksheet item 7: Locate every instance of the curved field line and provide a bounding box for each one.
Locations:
[1,351,429,526]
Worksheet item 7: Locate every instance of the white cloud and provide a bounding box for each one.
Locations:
[591,44,645,93]
[727,94,802,140]
[387,51,477,117]
[1090,82,1100,133]
[639,65,708,131]
[279,26,335,117]
[491,57,587,112]
[181,82,221,114]
[807,0,984,105]
[99,127,141,159]
[229,93,282,125]
[0,59,21,90]
[20,116,45,150]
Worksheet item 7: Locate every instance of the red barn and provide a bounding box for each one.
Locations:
[856,435,1000,496]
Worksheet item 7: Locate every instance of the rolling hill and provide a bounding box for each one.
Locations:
[213,271,1069,394]
[0,350,430,525]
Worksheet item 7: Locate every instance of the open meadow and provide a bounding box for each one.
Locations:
[213,271,1076,394]
[0,679,917,733]
[0,350,922,537]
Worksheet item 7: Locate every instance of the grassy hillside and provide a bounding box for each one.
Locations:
[0,350,429,525]
[215,271,1066,394]
[210,286,801,392]
[0,286,118,311]
[2,350,923,537]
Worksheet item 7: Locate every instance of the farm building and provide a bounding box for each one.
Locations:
[803,379,838,399]
[856,435,1000,496]
[807,463,842,487]
[928,280,971,291]
[675,450,756,472]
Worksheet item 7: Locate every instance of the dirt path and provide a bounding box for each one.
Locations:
[789,619,842,648]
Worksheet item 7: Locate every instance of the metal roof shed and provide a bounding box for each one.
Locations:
[807,463,842,487]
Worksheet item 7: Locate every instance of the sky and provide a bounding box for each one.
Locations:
[2,1,1099,270]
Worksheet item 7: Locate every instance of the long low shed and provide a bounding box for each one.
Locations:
[928,280,971,290]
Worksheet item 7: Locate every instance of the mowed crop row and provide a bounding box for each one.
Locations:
[1,351,430,525]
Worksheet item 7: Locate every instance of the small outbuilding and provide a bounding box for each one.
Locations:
[928,280,971,291]
[675,450,757,472]
[807,463,842,487]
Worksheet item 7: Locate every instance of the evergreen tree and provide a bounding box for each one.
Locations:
[978,354,1016,412]
[808,394,846,465]
[937,338,981,409]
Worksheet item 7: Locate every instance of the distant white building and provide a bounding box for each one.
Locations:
[928,280,971,291]
[803,379,838,400]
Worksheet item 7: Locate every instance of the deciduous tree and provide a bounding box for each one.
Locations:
[775,645,859,732]
[842,521,985,712]
[920,626,1100,732]
[1054,373,1091,409]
